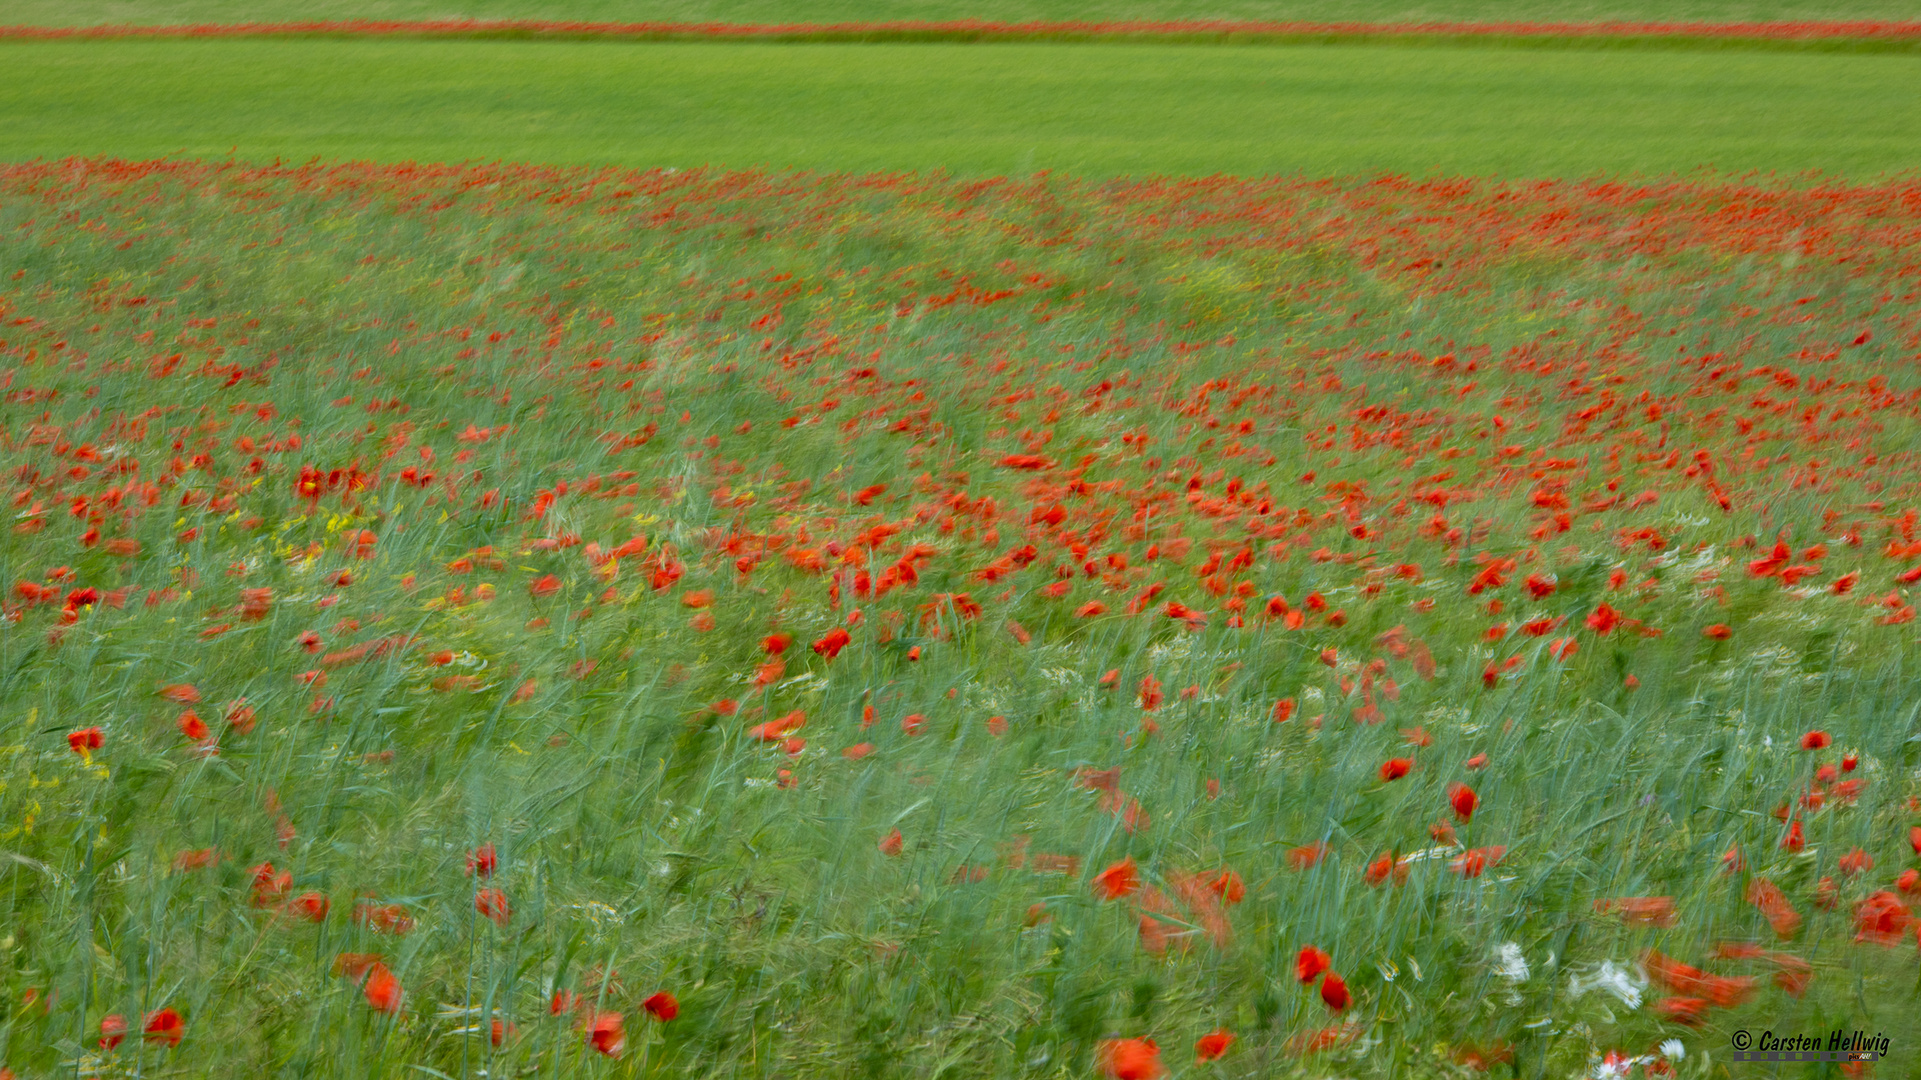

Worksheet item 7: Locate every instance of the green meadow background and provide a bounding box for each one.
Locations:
[4,39,1921,177]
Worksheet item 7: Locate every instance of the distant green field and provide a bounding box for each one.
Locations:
[7,0,1921,27]
[4,40,1921,178]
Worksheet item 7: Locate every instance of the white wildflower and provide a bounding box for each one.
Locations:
[1567,960,1644,1009]
[1494,942,1529,981]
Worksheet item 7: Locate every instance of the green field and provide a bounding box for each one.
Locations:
[8,0,1921,27]
[4,40,1921,177]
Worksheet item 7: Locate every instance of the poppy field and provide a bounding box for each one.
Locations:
[2,157,1921,1076]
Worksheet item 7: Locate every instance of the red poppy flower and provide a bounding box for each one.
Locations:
[177,710,210,740]
[1287,843,1329,870]
[643,991,679,1021]
[1365,852,1409,888]
[1596,896,1676,927]
[1703,623,1731,640]
[1854,890,1913,945]
[1207,868,1245,904]
[290,892,330,922]
[587,1011,625,1056]
[1092,857,1140,900]
[1653,997,1709,1026]
[68,727,103,756]
[812,627,851,659]
[1448,782,1478,822]
[1137,913,1169,956]
[99,1013,127,1049]
[1800,730,1830,750]
[998,454,1056,471]
[1746,877,1802,938]
[1379,758,1413,782]
[1773,966,1812,997]
[245,860,286,903]
[1720,844,1745,874]
[1645,951,1751,1008]
[475,887,511,926]
[749,710,806,742]
[1464,753,1489,770]
[1295,945,1331,984]
[362,963,403,1013]
[142,1008,184,1047]
[878,828,903,856]
[1319,972,1350,1011]
[18,986,49,1017]
[158,683,200,703]
[527,574,561,598]
[1449,846,1506,878]
[354,901,415,934]
[1195,1029,1234,1062]
[1098,1037,1164,1080]
[333,952,382,979]
[1137,675,1163,711]
[467,843,497,878]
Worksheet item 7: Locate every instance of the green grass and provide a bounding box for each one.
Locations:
[4,40,1921,177]
[8,0,1921,27]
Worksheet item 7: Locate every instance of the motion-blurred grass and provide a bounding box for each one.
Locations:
[4,40,1921,177]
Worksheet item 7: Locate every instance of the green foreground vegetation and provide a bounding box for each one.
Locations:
[8,0,1921,28]
[4,40,1921,177]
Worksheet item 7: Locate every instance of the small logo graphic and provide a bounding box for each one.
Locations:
[1730,1029,1890,1063]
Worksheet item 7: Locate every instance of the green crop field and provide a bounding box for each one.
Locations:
[4,40,1921,177]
